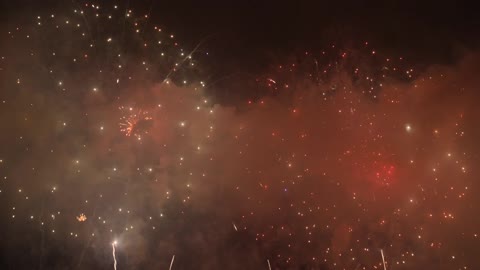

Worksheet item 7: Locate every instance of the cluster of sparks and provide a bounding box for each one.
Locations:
[119,106,153,140]
[76,213,87,222]
[0,2,479,270]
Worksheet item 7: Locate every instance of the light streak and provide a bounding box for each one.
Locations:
[169,255,175,270]
[380,249,387,270]
[112,241,117,270]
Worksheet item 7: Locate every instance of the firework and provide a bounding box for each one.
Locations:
[1,2,478,270]
[76,213,87,222]
[169,255,175,270]
[380,249,387,270]
[112,241,118,270]
[119,106,154,139]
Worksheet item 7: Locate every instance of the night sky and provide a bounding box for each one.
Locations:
[1,1,480,269]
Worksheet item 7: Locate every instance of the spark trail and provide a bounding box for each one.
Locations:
[169,255,175,270]
[380,249,387,270]
[112,242,117,270]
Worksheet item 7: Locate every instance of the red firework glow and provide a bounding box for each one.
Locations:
[373,164,396,186]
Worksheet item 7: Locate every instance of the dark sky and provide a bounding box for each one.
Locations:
[2,0,479,73]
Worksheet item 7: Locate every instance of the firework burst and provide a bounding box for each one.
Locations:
[119,106,154,139]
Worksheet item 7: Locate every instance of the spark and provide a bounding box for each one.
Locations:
[267,78,276,84]
[380,249,387,270]
[112,241,117,270]
[76,213,87,222]
[169,255,175,270]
